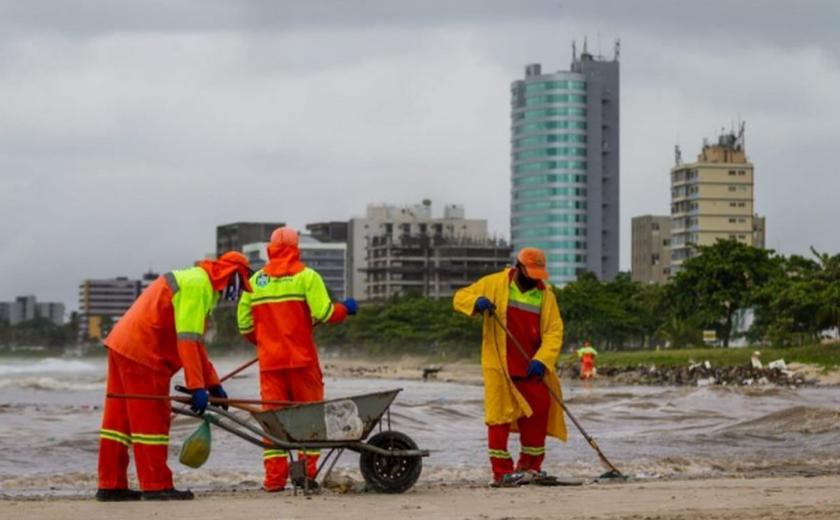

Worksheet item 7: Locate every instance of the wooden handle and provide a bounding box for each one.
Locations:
[108,393,293,414]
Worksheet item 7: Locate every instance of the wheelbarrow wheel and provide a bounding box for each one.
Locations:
[359,430,422,494]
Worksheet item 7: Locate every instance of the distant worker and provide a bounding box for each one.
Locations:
[238,227,358,492]
[97,252,253,502]
[577,341,598,380]
[453,248,567,487]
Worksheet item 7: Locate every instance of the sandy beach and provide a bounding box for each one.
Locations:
[4,475,840,520]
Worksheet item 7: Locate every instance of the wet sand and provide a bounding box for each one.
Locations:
[4,475,840,519]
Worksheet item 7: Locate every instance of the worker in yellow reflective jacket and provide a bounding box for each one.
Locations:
[453,248,566,487]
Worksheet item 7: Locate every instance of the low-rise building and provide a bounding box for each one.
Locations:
[0,295,65,326]
[631,216,671,284]
[216,222,285,256]
[78,273,157,339]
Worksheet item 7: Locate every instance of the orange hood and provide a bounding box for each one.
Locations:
[197,251,253,292]
[264,243,306,277]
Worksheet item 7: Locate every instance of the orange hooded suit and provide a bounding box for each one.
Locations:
[237,229,349,491]
[98,252,251,493]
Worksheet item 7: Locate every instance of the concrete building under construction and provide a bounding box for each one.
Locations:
[348,200,511,301]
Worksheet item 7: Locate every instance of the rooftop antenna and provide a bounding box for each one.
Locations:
[572,39,577,62]
[583,35,588,55]
[614,38,621,61]
[597,32,602,58]
[675,144,683,166]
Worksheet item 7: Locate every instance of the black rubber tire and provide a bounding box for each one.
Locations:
[359,430,423,494]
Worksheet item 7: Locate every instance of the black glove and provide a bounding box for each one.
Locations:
[208,384,229,411]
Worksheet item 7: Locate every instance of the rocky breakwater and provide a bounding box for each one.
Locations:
[558,359,817,387]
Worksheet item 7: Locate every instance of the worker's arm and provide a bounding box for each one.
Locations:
[534,287,564,370]
[173,283,216,390]
[306,269,348,324]
[237,282,257,345]
[453,276,490,317]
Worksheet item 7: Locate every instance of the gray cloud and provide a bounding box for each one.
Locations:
[0,0,838,311]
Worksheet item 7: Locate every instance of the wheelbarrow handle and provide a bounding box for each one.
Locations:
[108,393,279,414]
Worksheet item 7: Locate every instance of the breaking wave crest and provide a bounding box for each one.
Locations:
[724,406,840,436]
[0,376,104,391]
[0,358,98,376]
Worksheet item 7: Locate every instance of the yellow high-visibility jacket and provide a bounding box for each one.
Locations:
[453,269,567,441]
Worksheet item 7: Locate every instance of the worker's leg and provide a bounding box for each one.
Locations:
[120,356,173,491]
[583,360,594,380]
[261,369,291,491]
[513,379,550,473]
[98,349,132,490]
[487,423,515,482]
[289,364,324,479]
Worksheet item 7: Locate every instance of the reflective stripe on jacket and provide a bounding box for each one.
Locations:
[104,267,221,389]
[238,267,346,371]
[453,268,567,441]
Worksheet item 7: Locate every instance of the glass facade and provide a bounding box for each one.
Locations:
[511,71,589,285]
[524,80,586,92]
[514,107,587,120]
[513,173,586,186]
[514,134,587,147]
[513,121,587,134]
[524,94,587,105]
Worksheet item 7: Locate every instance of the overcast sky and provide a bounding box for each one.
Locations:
[1,0,838,312]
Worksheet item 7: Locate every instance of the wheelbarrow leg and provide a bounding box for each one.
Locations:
[318,448,344,486]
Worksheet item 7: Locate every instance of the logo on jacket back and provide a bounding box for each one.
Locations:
[256,272,270,288]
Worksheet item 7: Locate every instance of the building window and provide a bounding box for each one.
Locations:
[728,170,736,176]
[729,218,736,223]
[728,186,737,192]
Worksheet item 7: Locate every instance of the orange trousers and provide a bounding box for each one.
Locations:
[581,360,595,380]
[260,365,324,490]
[98,349,173,491]
[487,378,550,481]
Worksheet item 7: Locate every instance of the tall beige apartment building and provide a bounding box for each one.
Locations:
[670,130,756,271]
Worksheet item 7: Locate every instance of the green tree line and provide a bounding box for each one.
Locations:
[211,239,840,355]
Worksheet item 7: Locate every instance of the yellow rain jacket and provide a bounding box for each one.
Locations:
[453,269,567,442]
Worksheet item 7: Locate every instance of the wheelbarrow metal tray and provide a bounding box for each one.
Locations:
[252,389,401,442]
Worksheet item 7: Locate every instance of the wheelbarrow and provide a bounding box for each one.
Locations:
[112,389,429,494]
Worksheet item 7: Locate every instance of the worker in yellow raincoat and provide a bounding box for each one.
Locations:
[453,247,566,487]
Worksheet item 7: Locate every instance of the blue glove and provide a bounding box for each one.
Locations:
[208,384,228,411]
[527,360,546,379]
[474,297,496,314]
[343,298,358,316]
[176,385,209,415]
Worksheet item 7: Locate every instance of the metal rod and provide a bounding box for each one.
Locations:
[490,311,624,477]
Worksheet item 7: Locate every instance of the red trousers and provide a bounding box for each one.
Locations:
[98,349,173,491]
[488,378,550,481]
[260,365,324,490]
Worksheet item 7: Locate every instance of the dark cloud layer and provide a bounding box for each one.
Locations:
[0,0,838,311]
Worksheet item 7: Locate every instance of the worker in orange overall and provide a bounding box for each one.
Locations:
[238,227,357,492]
[97,252,253,502]
[577,341,598,380]
[453,247,567,487]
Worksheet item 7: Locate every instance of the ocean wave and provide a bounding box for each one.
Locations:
[0,376,104,392]
[0,358,99,376]
[723,406,840,435]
